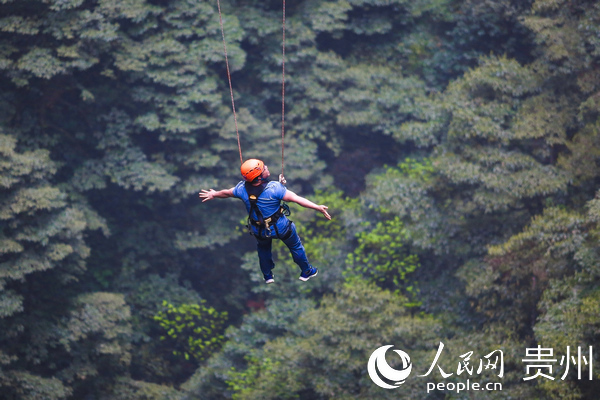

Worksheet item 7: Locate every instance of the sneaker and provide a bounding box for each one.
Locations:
[264,273,275,284]
[299,267,318,282]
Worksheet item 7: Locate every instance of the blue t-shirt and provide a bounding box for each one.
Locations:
[232,180,289,236]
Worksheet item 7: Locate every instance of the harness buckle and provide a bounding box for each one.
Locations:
[264,218,272,237]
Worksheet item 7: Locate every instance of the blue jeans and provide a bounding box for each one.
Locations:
[255,222,311,276]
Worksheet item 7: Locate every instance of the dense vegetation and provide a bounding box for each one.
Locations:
[1,0,599,398]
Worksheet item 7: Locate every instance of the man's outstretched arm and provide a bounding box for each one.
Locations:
[283,190,331,220]
[199,188,235,202]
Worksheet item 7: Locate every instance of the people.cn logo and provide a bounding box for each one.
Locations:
[367,345,412,389]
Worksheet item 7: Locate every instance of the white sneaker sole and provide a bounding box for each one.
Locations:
[265,278,275,284]
[299,269,318,281]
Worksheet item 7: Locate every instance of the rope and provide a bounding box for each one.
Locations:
[281,0,286,179]
[216,0,243,166]
[216,0,287,174]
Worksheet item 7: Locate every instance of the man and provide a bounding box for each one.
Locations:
[199,159,331,284]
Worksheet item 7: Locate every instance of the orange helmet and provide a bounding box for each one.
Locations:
[241,159,264,181]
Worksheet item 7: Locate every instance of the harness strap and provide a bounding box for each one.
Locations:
[248,200,288,238]
[245,182,291,239]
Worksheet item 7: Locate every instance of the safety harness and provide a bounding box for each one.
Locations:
[245,181,291,239]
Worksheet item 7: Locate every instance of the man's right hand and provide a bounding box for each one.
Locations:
[199,189,216,202]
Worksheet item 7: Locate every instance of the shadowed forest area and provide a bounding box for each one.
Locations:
[1,0,600,398]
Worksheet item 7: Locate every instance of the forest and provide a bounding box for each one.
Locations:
[1,0,599,398]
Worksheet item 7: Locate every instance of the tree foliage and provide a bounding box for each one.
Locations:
[1,0,600,398]
[154,300,227,362]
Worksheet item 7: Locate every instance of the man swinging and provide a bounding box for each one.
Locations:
[199,159,331,284]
